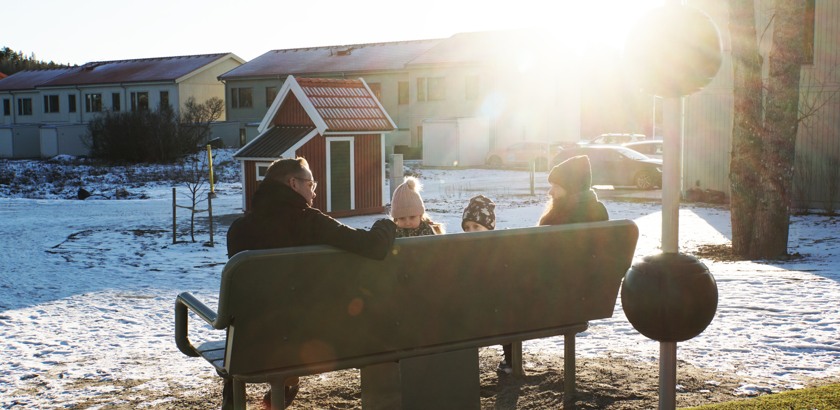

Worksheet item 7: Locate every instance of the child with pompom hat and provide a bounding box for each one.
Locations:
[390,176,444,237]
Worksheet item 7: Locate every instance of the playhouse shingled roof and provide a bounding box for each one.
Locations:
[234,125,316,159]
[295,77,395,133]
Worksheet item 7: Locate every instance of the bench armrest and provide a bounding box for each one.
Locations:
[174,292,218,357]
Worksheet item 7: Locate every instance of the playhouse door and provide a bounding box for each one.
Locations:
[326,137,355,212]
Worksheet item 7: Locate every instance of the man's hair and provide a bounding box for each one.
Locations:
[264,157,310,184]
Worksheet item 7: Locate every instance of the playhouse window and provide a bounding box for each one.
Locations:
[255,162,272,181]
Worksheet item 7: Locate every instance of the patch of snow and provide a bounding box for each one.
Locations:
[1,152,839,407]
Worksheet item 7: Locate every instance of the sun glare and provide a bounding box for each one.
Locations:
[533,1,666,53]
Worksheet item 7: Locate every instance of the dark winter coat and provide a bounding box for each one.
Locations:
[538,189,609,225]
[394,219,442,238]
[226,179,396,260]
[540,155,608,226]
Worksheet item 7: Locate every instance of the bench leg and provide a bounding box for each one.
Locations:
[232,379,247,410]
[269,379,287,410]
[400,348,480,410]
[564,333,576,410]
[510,341,524,377]
[361,362,403,410]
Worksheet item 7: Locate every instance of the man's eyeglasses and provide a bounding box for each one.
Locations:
[293,177,317,191]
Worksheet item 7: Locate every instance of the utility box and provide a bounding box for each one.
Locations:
[421,117,489,167]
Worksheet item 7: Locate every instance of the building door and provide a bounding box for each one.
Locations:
[327,137,355,212]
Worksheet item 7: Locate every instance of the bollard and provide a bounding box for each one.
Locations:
[529,159,535,196]
[172,187,177,244]
[206,144,216,198]
[389,154,404,200]
[207,192,214,246]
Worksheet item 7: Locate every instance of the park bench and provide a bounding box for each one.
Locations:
[175,219,639,409]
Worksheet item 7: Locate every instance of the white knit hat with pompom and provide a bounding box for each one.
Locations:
[390,176,425,219]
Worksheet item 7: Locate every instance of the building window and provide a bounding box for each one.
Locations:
[398,81,409,105]
[160,91,169,109]
[2,99,10,116]
[85,94,102,112]
[111,93,121,111]
[428,77,445,101]
[417,78,427,102]
[43,95,60,113]
[803,0,815,65]
[130,92,149,111]
[417,77,445,102]
[465,75,480,100]
[255,162,272,181]
[17,98,33,116]
[265,86,277,107]
[68,95,77,113]
[368,83,381,101]
[231,87,253,109]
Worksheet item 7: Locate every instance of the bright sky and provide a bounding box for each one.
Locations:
[6,0,664,65]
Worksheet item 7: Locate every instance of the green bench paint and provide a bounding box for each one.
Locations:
[175,220,639,409]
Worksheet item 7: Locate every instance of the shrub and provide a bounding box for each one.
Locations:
[84,98,224,164]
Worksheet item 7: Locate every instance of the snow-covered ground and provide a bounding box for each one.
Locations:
[1,151,839,408]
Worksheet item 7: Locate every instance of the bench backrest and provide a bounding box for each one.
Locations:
[217,220,638,376]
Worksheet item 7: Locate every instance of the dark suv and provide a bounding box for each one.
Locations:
[552,145,662,189]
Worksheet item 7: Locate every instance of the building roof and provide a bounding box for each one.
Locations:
[37,53,242,87]
[219,39,442,80]
[234,125,316,159]
[406,29,559,67]
[0,68,74,91]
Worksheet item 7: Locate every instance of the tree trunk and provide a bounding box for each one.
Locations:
[750,0,805,258]
[728,0,764,256]
[729,0,805,259]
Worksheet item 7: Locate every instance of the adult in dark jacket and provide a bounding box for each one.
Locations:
[224,157,396,409]
[498,155,608,374]
[538,155,609,225]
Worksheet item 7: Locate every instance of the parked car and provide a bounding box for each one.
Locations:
[486,142,560,171]
[578,133,648,146]
[623,140,663,160]
[552,145,662,190]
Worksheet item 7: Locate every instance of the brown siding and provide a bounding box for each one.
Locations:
[243,160,257,212]
[295,133,385,217]
[274,94,310,126]
[354,134,384,213]
[241,135,384,216]
[297,135,327,211]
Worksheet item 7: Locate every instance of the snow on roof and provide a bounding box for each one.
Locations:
[38,53,239,86]
[219,39,442,79]
[0,68,75,91]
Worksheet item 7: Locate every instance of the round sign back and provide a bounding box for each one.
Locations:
[624,4,723,98]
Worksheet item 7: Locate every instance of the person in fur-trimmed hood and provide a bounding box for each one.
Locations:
[538,155,608,225]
